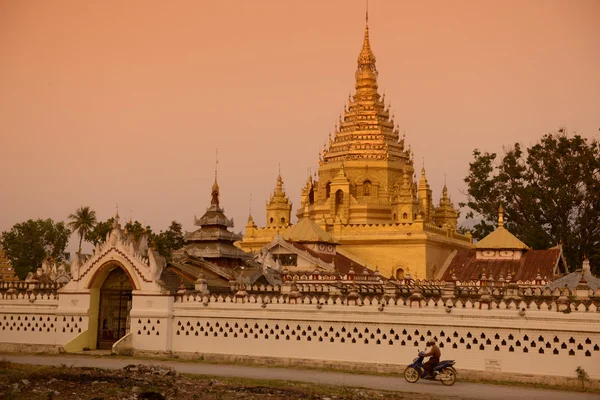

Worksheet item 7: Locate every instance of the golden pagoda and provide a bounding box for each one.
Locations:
[0,248,18,282]
[265,170,292,228]
[240,11,472,279]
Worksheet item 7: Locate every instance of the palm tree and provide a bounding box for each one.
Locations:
[68,206,97,253]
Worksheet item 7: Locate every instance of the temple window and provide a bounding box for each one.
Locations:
[403,213,408,220]
[363,180,372,196]
[281,217,285,224]
[326,183,331,199]
[270,217,274,224]
[395,268,405,279]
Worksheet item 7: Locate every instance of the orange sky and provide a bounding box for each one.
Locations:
[1,0,599,255]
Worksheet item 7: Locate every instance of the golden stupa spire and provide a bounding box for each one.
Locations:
[211,148,220,207]
[498,204,504,228]
[321,3,408,165]
[247,193,254,223]
[356,0,378,87]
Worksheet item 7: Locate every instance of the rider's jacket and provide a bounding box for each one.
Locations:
[424,345,441,359]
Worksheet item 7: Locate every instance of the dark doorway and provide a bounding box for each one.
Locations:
[97,267,133,350]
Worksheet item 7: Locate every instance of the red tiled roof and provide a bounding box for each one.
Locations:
[442,247,563,282]
[290,242,374,275]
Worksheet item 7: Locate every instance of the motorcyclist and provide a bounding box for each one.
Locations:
[422,340,441,378]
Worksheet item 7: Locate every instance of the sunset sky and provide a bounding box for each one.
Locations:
[1,0,599,255]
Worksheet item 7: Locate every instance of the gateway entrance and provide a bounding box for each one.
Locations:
[97,267,133,350]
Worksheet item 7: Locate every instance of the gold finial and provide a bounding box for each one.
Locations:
[214,147,219,182]
[115,203,120,221]
[498,203,504,228]
[249,193,252,217]
[211,148,220,207]
[356,0,377,78]
[366,0,369,24]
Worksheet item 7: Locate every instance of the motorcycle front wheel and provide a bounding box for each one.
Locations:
[440,367,456,386]
[404,366,420,383]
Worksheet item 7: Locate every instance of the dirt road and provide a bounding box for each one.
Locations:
[1,354,597,400]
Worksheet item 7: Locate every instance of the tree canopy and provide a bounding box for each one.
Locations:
[85,218,115,246]
[461,131,600,274]
[0,219,71,279]
[86,218,184,259]
[152,221,185,259]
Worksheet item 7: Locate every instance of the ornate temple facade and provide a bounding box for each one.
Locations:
[240,17,471,279]
[169,176,261,292]
[0,248,18,282]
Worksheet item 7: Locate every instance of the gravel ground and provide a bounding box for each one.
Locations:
[0,361,463,400]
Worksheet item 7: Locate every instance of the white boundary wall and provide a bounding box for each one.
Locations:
[1,283,599,380]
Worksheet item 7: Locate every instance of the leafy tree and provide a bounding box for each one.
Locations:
[84,217,184,260]
[460,130,600,274]
[0,219,71,279]
[86,218,153,245]
[85,218,115,246]
[125,220,153,241]
[152,221,185,259]
[67,206,97,252]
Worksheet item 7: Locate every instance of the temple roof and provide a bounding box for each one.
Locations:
[546,258,600,290]
[290,242,372,275]
[442,247,564,282]
[475,205,529,250]
[475,227,530,250]
[182,242,250,260]
[186,228,242,242]
[281,218,338,244]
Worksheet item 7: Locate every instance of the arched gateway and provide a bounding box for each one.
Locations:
[56,215,172,352]
[97,267,133,349]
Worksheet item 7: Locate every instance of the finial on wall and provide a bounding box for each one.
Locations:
[214,148,219,181]
[498,204,504,228]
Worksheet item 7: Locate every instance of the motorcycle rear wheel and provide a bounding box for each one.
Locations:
[440,367,456,386]
[404,366,420,383]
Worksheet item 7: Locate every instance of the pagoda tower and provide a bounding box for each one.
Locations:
[265,171,292,228]
[299,12,418,225]
[176,175,249,269]
[434,183,459,230]
[240,9,470,279]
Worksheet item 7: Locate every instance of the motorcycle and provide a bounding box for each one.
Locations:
[404,351,457,386]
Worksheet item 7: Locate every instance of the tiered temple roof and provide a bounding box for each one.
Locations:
[320,16,409,164]
[175,176,249,266]
[0,248,18,282]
